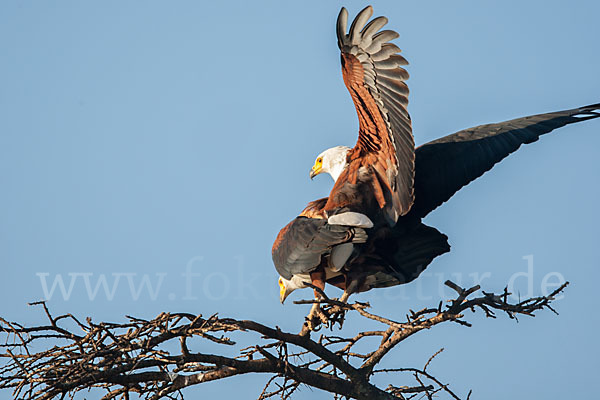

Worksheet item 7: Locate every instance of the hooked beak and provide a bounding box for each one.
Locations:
[310,165,321,180]
[280,288,289,304]
[310,157,324,180]
[279,279,289,304]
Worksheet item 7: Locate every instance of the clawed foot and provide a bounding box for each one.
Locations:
[300,284,357,334]
[303,302,328,332]
[302,292,352,332]
[327,291,351,327]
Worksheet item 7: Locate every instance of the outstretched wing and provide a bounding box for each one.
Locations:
[410,103,600,218]
[325,6,414,225]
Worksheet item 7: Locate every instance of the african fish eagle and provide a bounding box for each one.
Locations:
[272,6,600,304]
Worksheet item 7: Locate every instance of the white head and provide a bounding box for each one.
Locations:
[309,146,351,182]
[278,275,309,304]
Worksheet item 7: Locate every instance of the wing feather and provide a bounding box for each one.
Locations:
[348,5,373,45]
[360,16,388,47]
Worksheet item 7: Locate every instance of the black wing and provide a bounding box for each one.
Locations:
[347,222,450,290]
[409,103,600,218]
[272,217,367,280]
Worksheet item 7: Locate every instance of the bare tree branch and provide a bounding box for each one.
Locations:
[0,281,568,399]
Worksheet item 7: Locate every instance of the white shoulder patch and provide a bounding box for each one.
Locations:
[328,212,374,228]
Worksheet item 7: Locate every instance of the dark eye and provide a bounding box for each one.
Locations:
[317,158,322,164]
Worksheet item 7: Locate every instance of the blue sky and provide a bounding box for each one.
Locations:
[1,1,599,399]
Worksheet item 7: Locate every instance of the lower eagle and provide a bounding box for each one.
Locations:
[272,6,600,304]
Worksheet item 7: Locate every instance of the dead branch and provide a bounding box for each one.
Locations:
[0,281,568,399]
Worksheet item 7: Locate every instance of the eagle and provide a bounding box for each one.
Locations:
[272,5,600,304]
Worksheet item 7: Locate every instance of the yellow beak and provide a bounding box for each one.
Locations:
[310,162,322,180]
[279,279,288,304]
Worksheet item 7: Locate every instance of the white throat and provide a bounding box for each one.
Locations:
[328,161,347,182]
[319,146,350,182]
